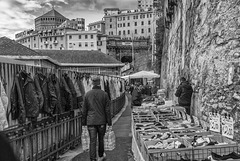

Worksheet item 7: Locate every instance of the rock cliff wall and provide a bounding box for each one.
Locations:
[161,0,240,141]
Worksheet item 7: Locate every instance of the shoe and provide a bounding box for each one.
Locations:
[98,153,106,161]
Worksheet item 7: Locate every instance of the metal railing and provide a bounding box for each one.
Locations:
[4,93,126,161]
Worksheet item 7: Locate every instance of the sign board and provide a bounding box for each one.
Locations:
[209,112,221,133]
[221,115,234,139]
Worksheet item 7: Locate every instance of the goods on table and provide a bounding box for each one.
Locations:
[132,102,239,161]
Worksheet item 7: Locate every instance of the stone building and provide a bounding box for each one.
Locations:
[88,20,106,34]
[161,0,240,141]
[104,8,157,40]
[34,8,67,31]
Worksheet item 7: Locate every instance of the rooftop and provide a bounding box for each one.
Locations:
[36,8,67,19]
[0,37,40,56]
[35,50,123,66]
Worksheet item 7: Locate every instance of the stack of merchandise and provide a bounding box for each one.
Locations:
[132,103,239,161]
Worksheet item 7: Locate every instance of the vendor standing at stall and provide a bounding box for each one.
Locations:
[175,77,193,115]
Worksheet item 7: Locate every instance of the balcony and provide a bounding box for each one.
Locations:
[44,41,49,45]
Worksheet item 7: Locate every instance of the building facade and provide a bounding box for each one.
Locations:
[138,0,162,9]
[66,30,107,53]
[104,8,158,40]
[16,29,107,53]
[88,20,106,34]
[59,18,85,31]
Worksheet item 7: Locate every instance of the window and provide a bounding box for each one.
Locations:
[147,14,149,18]
[111,31,113,35]
[150,14,152,17]
[110,24,112,28]
[91,35,93,39]
[128,16,130,20]
[91,42,94,47]
[33,37,36,41]
[135,29,137,34]
[79,42,82,47]
[85,35,88,39]
[54,37,57,40]
[109,32,111,35]
[136,15,138,19]
[85,42,88,47]
[148,20,151,25]
[50,44,52,49]
[135,22,137,26]
[40,38,42,42]
[34,44,36,48]
[140,15,142,19]
[128,30,130,34]
[69,35,72,39]
[28,38,30,42]
[141,21,144,25]
[120,24,122,27]
[133,16,135,19]
[50,37,52,41]
[61,37,63,40]
[148,28,151,32]
[90,27,92,30]
[119,31,121,35]
[143,14,145,18]
[97,24,100,28]
[128,23,130,26]
[123,17,125,20]
[79,35,81,39]
[123,23,125,27]
[98,49,101,51]
[123,30,126,35]
[141,29,144,33]
[110,18,112,22]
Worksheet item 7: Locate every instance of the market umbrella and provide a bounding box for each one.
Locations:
[121,71,160,79]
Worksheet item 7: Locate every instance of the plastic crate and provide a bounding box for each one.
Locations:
[190,135,238,160]
[144,138,192,161]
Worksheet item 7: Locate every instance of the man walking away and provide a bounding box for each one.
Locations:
[175,77,193,115]
[82,76,112,161]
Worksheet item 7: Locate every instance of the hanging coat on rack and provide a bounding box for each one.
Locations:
[64,74,77,109]
[48,73,62,114]
[60,75,72,112]
[10,71,40,122]
[34,73,50,114]
[0,78,8,130]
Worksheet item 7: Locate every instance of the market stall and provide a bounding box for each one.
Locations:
[131,100,240,161]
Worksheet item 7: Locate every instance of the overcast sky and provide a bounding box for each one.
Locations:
[0,0,137,39]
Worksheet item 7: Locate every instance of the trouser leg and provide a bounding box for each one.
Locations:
[97,125,106,157]
[88,126,97,160]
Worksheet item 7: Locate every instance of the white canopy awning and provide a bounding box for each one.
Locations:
[121,71,160,79]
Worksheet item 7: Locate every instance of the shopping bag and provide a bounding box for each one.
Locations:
[81,127,90,151]
[104,129,116,151]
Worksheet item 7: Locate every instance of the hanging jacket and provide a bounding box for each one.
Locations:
[60,75,72,112]
[10,74,26,123]
[34,73,50,114]
[19,71,40,118]
[64,74,77,109]
[48,74,62,114]
[10,71,40,122]
[0,79,8,130]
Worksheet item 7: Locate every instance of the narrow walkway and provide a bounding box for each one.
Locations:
[76,93,133,161]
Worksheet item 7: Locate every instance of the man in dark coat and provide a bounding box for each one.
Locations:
[175,77,193,115]
[82,76,112,161]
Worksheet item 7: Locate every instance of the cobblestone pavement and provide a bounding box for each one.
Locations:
[76,94,134,161]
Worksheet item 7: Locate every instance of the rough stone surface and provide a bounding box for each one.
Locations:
[161,0,240,141]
